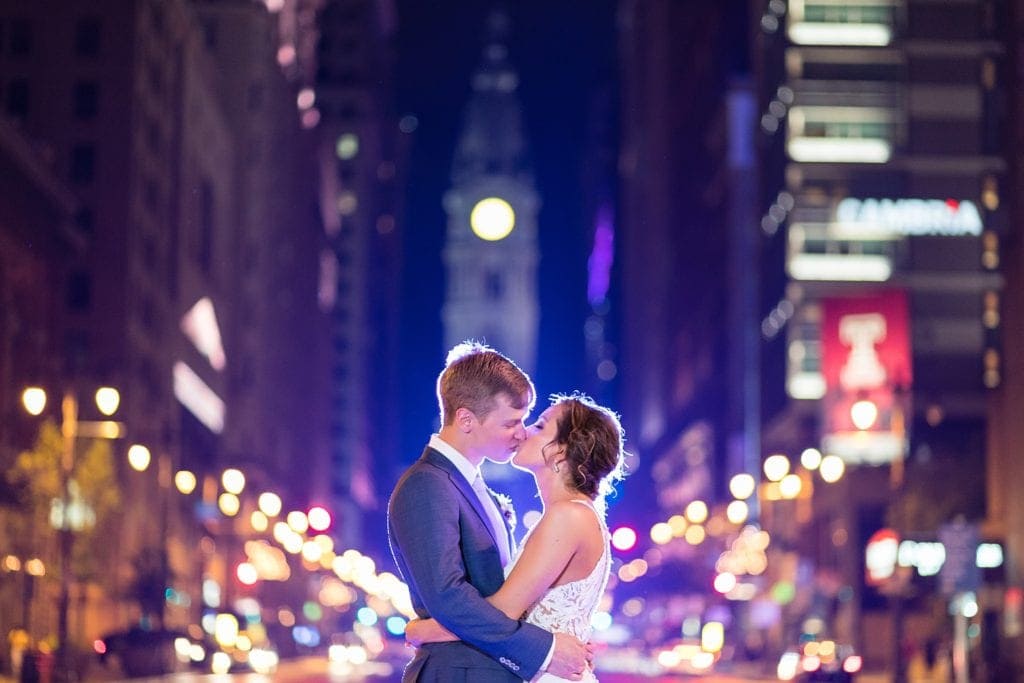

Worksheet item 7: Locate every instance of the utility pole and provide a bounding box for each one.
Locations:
[57,392,78,682]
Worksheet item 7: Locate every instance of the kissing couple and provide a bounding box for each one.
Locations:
[388,341,626,682]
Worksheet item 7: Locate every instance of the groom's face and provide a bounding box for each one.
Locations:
[473,392,529,464]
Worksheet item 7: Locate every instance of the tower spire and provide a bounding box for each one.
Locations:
[451,6,531,186]
[442,7,540,375]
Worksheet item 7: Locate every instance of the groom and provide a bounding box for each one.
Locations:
[388,342,591,682]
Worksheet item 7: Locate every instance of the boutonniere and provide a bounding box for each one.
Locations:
[490,490,516,533]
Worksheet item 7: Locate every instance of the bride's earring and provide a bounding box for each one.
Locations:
[552,461,561,473]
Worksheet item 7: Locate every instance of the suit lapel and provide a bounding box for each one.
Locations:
[421,448,505,552]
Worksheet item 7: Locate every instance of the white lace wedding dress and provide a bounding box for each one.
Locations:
[507,499,611,683]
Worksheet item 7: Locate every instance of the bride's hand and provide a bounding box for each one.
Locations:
[404,617,457,647]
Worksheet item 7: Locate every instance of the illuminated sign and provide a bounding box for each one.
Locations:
[820,292,911,465]
[180,297,227,371]
[834,198,983,237]
[865,528,900,586]
[173,361,225,433]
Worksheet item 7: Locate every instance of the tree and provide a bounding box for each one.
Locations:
[2,419,123,627]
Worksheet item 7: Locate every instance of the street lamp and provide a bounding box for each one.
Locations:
[21,385,124,682]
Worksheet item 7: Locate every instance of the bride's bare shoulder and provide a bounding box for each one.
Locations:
[538,500,599,529]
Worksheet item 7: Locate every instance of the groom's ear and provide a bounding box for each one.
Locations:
[455,407,475,432]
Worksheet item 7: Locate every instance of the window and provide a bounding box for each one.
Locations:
[9,18,31,56]
[74,207,94,235]
[145,118,161,154]
[5,78,28,118]
[70,144,96,183]
[147,61,163,95]
[788,106,896,163]
[144,177,160,214]
[75,16,100,56]
[246,82,264,111]
[788,0,898,46]
[64,330,90,372]
[73,81,98,119]
[67,271,92,311]
[150,2,164,33]
[786,305,824,400]
[201,18,217,49]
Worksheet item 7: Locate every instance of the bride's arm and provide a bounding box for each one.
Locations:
[405,502,584,646]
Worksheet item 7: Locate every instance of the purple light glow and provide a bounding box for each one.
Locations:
[587,203,614,307]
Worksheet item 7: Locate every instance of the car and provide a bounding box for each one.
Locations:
[776,639,861,682]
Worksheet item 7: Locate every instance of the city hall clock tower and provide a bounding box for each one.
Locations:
[442,10,540,374]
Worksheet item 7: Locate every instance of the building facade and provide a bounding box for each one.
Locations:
[0,0,329,650]
[753,0,1007,673]
[314,0,405,549]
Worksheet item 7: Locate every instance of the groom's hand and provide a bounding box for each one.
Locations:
[547,632,595,680]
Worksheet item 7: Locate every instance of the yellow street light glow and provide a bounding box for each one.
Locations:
[175,470,197,495]
[726,500,749,524]
[764,454,791,482]
[650,522,674,545]
[127,444,152,472]
[729,473,756,500]
[779,473,803,499]
[684,524,706,545]
[286,510,309,534]
[470,197,515,241]
[21,387,47,416]
[222,468,245,495]
[313,534,335,553]
[301,541,323,563]
[250,510,269,532]
[218,492,240,517]
[685,500,709,524]
[801,448,823,470]
[94,387,120,416]
[820,455,846,483]
[258,492,282,517]
[668,514,688,536]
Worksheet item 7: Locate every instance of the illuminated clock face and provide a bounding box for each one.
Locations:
[470,197,515,241]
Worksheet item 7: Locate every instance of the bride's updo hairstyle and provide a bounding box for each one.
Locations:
[546,393,626,501]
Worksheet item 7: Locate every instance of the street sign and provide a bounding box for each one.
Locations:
[938,521,980,596]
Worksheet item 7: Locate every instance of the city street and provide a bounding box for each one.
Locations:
[82,655,891,683]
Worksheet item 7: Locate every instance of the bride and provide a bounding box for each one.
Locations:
[405,393,626,682]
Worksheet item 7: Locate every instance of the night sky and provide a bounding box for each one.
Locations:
[393,1,619,459]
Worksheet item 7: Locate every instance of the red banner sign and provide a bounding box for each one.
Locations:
[820,291,912,464]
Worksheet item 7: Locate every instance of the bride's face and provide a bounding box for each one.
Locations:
[512,404,564,472]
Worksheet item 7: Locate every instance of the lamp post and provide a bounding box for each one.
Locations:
[21,385,124,682]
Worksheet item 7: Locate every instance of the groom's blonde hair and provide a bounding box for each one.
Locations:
[437,341,535,425]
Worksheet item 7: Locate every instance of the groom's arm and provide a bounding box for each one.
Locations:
[388,467,553,679]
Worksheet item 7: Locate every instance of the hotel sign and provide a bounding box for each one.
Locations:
[834,198,983,237]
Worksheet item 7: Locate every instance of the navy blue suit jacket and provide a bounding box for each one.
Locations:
[388,447,552,681]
